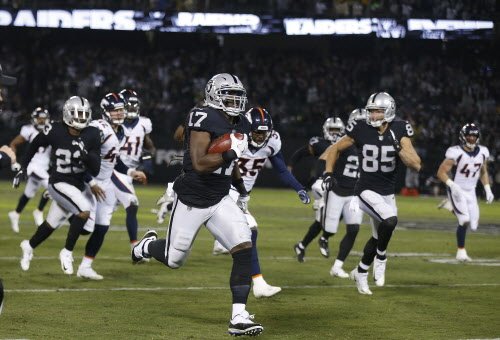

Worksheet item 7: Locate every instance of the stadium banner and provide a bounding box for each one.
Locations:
[0,9,494,39]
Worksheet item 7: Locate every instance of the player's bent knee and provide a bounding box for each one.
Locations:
[167,248,187,269]
[384,216,398,230]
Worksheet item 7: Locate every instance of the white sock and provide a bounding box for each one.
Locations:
[358,261,370,271]
[376,249,386,257]
[252,275,266,287]
[232,303,246,319]
[80,256,93,268]
[333,259,344,269]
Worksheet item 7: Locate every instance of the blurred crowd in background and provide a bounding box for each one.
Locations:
[3,0,495,20]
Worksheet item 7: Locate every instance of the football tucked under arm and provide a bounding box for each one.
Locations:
[207,132,244,154]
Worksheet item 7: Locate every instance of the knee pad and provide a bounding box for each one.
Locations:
[383,216,398,230]
[166,247,187,269]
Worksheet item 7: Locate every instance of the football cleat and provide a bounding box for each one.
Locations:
[228,310,263,337]
[437,198,453,212]
[132,230,157,264]
[373,258,387,287]
[456,248,472,262]
[77,265,103,280]
[59,248,74,275]
[20,240,33,271]
[318,237,330,258]
[8,210,20,233]
[330,265,349,279]
[293,243,305,263]
[350,268,372,295]
[32,209,44,226]
[253,283,282,298]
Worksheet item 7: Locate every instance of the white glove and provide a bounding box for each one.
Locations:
[311,178,324,200]
[236,194,250,213]
[156,182,175,224]
[349,196,360,214]
[484,184,494,204]
[11,162,21,172]
[446,179,464,203]
[230,133,248,158]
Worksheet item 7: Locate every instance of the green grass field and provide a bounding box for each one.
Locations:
[0,181,499,339]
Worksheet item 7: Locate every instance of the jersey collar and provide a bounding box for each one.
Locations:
[124,117,140,129]
[461,145,480,157]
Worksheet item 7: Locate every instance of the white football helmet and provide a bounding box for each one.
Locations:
[62,96,92,130]
[365,92,396,127]
[348,108,367,125]
[204,73,247,116]
[323,117,345,142]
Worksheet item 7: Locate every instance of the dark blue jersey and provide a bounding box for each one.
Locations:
[345,117,413,195]
[174,106,251,208]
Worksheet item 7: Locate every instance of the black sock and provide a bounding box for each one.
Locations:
[230,247,252,304]
[125,205,139,243]
[456,225,467,248]
[15,194,30,213]
[322,231,334,239]
[148,239,167,263]
[65,215,88,251]
[359,237,378,272]
[376,216,398,258]
[29,221,55,249]
[37,195,50,211]
[337,224,360,261]
[85,224,109,258]
[301,220,322,247]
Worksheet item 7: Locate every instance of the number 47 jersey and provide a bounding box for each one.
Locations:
[446,145,490,191]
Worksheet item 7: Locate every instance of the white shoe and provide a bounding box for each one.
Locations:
[132,230,157,264]
[350,268,372,295]
[437,198,453,212]
[228,310,264,336]
[253,283,282,298]
[330,266,349,278]
[373,258,387,287]
[33,209,44,226]
[59,248,74,275]
[456,248,472,262]
[77,266,103,280]
[20,240,33,271]
[8,211,20,233]
[212,240,230,255]
[131,241,149,263]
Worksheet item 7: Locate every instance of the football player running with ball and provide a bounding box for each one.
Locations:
[212,106,310,298]
[437,123,494,261]
[132,73,263,336]
[324,92,421,295]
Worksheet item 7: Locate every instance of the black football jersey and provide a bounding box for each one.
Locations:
[23,122,101,190]
[309,136,331,157]
[174,106,251,208]
[332,144,359,196]
[346,117,414,195]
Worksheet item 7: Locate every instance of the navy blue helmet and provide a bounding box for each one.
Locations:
[100,92,125,125]
[246,107,273,148]
[459,123,480,150]
[119,89,140,119]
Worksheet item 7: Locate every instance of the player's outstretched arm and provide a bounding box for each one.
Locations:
[399,137,421,172]
[270,152,308,194]
[324,135,354,173]
[190,130,227,173]
[480,162,494,203]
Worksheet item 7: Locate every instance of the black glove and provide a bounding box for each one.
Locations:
[388,129,401,152]
[321,172,337,191]
[72,138,89,161]
[12,168,26,188]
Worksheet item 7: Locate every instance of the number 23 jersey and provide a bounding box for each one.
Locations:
[445,145,489,191]
[346,118,414,196]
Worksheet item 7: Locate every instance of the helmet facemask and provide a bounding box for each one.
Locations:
[250,128,271,148]
[63,96,92,130]
[217,88,247,116]
[31,108,50,131]
[365,92,396,127]
[105,108,125,126]
[459,124,480,150]
[205,74,247,116]
[323,117,345,142]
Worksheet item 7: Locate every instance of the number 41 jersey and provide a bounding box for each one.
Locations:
[446,145,490,191]
[174,106,251,208]
[346,118,413,196]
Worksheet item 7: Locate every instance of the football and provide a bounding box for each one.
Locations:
[207,133,244,154]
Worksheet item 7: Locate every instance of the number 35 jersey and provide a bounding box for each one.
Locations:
[445,145,490,191]
[238,131,281,192]
[174,106,251,208]
[346,118,413,196]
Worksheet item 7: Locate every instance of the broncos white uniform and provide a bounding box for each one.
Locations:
[445,145,490,230]
[19,124,51,198]
[113,116,152,208]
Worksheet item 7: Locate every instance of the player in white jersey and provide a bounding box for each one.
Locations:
[112,89,155,249]
[76,93,147,280]
[8,107,52,232]
[210,107,310,298]
[437,123,494,262]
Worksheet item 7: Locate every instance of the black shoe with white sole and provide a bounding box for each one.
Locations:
[131,230,158,264]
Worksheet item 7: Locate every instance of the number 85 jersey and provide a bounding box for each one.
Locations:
[445,145,490,191]
[346,118,413,196]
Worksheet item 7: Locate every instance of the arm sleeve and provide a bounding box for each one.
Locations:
[289,145,310,167]
[114,157,129,175]
[270,151,305,192]
[21,132,49,169]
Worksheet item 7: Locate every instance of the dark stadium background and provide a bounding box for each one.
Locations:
[0,0,498,197]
